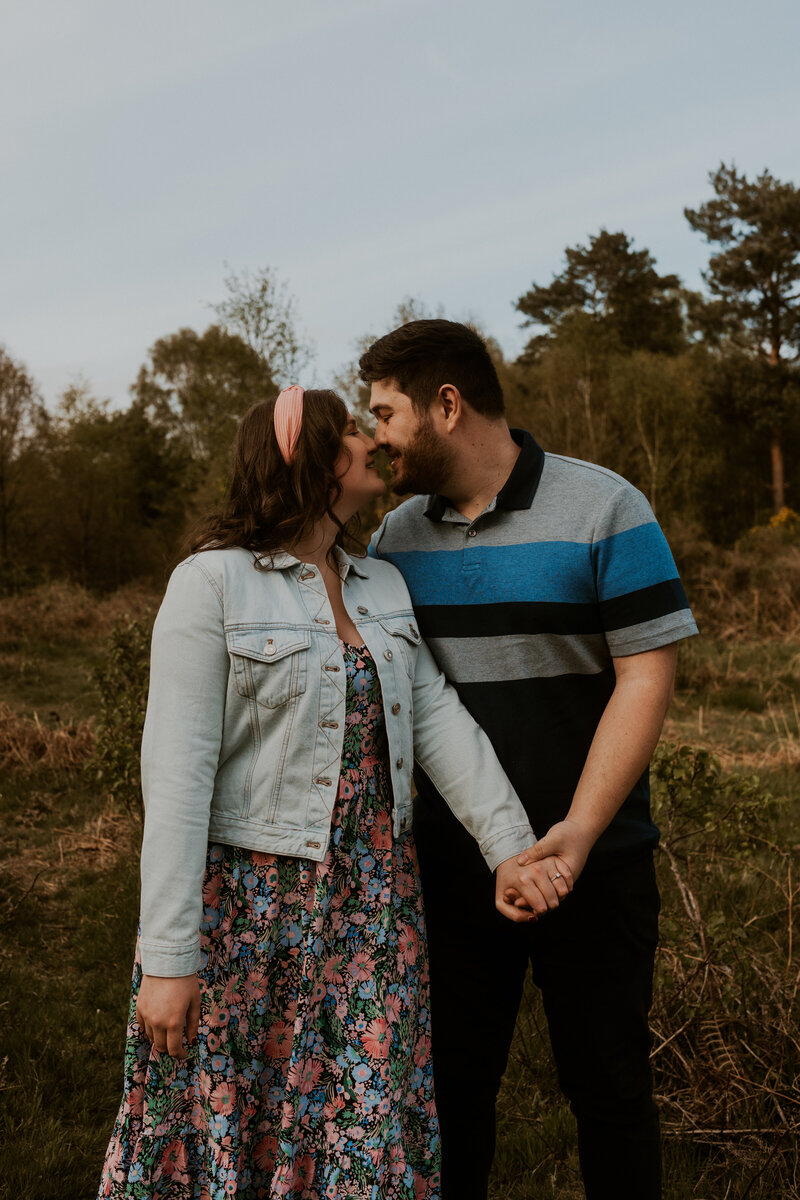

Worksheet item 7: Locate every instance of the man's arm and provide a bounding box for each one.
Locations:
[497,642,677,919]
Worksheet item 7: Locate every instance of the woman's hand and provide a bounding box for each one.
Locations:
[135,973,202,1058]
[497,818,596,921]
[495,851,573,923]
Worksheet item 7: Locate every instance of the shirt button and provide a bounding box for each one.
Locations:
[395,757,404,769]
[384,650,393,661]
[467,529,477,538]
[357,605,369,615]
[391,703,401,715]
[264,640,276,655]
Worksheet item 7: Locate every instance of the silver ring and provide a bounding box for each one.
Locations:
[550,872,562,882]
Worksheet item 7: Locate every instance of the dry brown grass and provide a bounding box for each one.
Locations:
[670,517,800,641]
[0,580,158,644]
[0,703,95,770]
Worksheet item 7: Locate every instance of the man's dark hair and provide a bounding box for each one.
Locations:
[358,319,505,417]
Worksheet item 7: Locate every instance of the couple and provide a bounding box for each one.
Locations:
[99,319,697,1200]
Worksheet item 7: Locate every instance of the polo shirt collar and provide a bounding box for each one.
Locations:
[424,428,545,521]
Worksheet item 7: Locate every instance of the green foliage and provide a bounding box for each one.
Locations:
[651,742,773,856]
[516,228,685,359]
[212,264,315,388]
[648,744,798,1177]
[92,618,151,817]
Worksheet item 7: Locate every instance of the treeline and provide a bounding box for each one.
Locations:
[2,164,799,593]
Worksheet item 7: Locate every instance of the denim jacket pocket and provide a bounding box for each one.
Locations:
[378,617,422,677]
[226,626,310,708]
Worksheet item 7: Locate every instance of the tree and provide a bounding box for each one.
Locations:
[32,384,191,589]
[133,324,276,502]
[516,229,685,359]
[685,164,800,512]
[0,349,45,566]
[212,265,314,387]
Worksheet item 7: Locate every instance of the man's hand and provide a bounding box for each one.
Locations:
[136,973,202,1058]
[504,818,595,909]
[495,848,573,923]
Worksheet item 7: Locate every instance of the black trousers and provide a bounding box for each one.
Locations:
[415,815,662,1200]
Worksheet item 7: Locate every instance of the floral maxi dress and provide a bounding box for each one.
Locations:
[100,643,441,1200]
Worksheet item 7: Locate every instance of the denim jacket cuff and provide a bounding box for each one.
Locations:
[139,938,203,978]
[481,824,537,873]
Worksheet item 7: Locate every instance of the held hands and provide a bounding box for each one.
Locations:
[135,973,202,1059]
[494,819,596,924]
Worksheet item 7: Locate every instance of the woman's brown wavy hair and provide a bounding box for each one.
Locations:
[187,389,361,561]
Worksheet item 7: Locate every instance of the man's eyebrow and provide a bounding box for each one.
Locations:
[370,403,393,414]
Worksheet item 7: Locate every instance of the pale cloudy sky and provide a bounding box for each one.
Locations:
[2,0,798,407]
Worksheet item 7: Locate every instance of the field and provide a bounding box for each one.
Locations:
[0,583,798,1199]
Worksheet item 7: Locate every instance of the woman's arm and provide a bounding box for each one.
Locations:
[409,636,570,914]
[138,559,229,975]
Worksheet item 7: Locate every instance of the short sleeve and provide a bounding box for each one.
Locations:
[591,484,699,656]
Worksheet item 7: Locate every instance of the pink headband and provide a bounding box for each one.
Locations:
[273,385,304,464]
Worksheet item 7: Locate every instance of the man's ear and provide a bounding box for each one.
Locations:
[437,384,463,432]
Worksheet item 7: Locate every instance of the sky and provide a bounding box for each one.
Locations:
[2,0,799,408]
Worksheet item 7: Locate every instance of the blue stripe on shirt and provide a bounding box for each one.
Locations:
[592,522,679,601]
[377,543,596,605]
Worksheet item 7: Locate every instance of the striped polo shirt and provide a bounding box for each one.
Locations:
[369,429,698,867]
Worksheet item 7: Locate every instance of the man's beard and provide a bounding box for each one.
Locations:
[388,417,452,496]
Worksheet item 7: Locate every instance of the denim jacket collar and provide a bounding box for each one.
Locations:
[252,545,370,581]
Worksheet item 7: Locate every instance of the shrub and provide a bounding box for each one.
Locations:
[92,618,151,818]
[650,743,798,1176]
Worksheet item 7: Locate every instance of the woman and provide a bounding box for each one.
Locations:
[99,387,570,1200]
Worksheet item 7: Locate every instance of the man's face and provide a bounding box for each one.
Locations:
[369,380,453,496]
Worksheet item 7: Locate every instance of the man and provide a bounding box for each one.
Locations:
[359,320,698,1200]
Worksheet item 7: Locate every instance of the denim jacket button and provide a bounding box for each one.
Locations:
[391,703,401,715]
[357,605,368,615]
[395,757,403,769]
[264,640,276,655]
[384,650,393,661]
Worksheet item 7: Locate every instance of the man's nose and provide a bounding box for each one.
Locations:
[372,423,389,447]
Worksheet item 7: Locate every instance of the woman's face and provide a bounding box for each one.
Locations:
[333,414,386,518]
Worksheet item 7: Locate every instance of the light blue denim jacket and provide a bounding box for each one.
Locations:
[139,545,535,976]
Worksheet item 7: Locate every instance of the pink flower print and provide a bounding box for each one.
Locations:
[361,1017,392,1060]
[210,1002,230,1028]
[289,1056,323,1094]
[265,1020,293,1059]
[398,924,418,964]
[389,1141,407,1176]
[202,873,223,905]
[395,871,416,899]
[250,849,269,866]
[196,1069,213,1099]
[385,993,402,1023]
[322,954,345,985]
[161,1138,188,1177]
[414,1173,430,1199]
[295,1153,316,1187]
[253,1134,277,1172]
[414,1034,432,1068]
[370,811,392,850]
[210,1082,236,1115]
[347,951,375,982]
